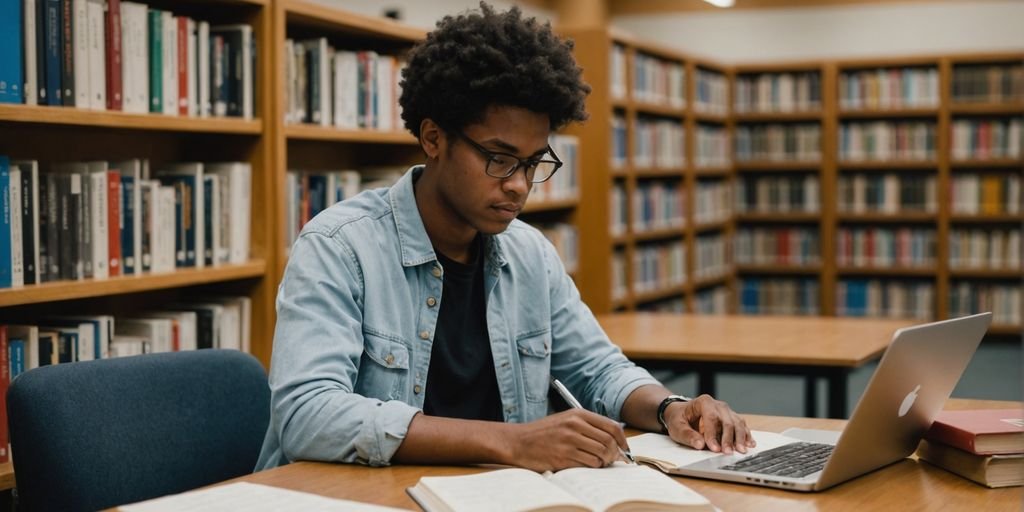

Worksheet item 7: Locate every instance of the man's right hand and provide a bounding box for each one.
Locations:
[498,409,631,472]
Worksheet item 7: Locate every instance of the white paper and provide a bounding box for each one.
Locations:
[119,482,406,512]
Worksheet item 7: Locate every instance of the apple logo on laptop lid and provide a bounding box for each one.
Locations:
[898,385,920,417]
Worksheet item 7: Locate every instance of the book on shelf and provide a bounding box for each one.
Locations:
[924,409,1024,455]
[407,464,714,512]
[916,438,1023,488]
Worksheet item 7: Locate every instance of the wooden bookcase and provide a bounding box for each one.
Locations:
[0,0,278,365]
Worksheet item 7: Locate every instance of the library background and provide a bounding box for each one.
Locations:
[0,0,1019,492]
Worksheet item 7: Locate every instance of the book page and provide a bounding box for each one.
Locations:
[629,431,801,471]
[547,464,712,512]
[413,468,587,512]
[119,482,404,512]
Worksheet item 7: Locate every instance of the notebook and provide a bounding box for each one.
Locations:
[630,312,992,492]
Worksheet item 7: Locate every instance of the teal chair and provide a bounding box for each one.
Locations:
[7,349,270,512]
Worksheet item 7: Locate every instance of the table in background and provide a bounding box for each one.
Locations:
[597,313,912,418]
[221,399,1022,511]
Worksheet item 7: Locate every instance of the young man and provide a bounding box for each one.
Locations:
[256,3,753,472]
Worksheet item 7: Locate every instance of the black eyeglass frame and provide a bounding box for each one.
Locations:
[454,131,564,184]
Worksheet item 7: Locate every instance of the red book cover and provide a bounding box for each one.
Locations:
[0,326,9,463]
[925,409,1024,455]
[105,0,123,110]
[107,171,122,277]
[177,17,189,116]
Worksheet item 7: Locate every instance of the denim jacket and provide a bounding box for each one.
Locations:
[255,166,659,470]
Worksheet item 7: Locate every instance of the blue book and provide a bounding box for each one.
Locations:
[0,0,24,103]
[8,339,24,379]
[43,0,61,105]
[121,175,135,274]
[0,156,11,288]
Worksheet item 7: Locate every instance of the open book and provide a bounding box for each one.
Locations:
[406,463,713,512]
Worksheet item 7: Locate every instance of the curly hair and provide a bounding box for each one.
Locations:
[399,2,590,137]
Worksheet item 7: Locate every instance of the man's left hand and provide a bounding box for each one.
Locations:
[662,394,756,454]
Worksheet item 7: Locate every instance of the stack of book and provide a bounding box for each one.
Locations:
[916,409,1024,488]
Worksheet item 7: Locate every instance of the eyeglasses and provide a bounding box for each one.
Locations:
[455,131,563,184]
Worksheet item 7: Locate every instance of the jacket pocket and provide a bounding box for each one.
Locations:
[516,331,552,403]
[357,330,411,400]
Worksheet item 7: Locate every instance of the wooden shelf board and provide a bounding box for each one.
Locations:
[612,233,629,246]
[692,273,731,289]
[836,266,937,277]
[735,213,821,222]
[949,214,1024,223]
[735,264,822,275]
[988,325,1023,336]
[634,168,686,178]
[691,110,729,124]
[837,212,938,223]
[950,158,1024,168]
[633,227,686,242]
[950,102,1024,115]
[0,260,267,307]
[521,197,579,214]
[692,166,733,177]
[734,161,821,171]
[948,269,1023,279]
[693,219,730,233]
[283,0,425,41]
[285,124,417,144]
[632,284,687,304]
[733,111,823,122]
[0,104,261,134]
[632,101,686,118]
[837,160,939,170]
[733,61,824,73]
[837,108,939,118]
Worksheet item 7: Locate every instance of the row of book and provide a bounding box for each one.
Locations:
[693,69,728,115]
[284,167,403,250]
[1,1,253,118]
[836,279,933,320]
[634,118,685,169]
[694,125,730,168]
[631,52,686,107]
[632,181,685,233]
[835,227,936,268]
[609,45,627,101]
[838,121,937,162]
[535,223,578,275]
[916,408,1023,488]
[734,124,822,163]
[0,157,251,288]
[609,183,628,237]
[949,282,1021,326]
[736,175,820,214]
[734,72,822,113]
[528,135,579,204]
[694,286,730,314]
[611,251,627,300]
[836,174,937,214]
[950,173,1021,215]
[637,297,685,313]
[951,64,1024,104]
[950,119,1022,161]
[735,227,821,266]
[632,241,686,295]
[947,229,1022,270]
[694,180,732,225]
[694,234,731,280]
[838,67,939,110]
[610,114,628,169]
[0,297,252,462]
[284,38,403,131]
[738,277,820,316]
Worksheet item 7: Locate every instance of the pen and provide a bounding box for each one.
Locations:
[550,378,636,464]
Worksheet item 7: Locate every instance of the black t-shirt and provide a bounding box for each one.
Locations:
[422,238,504,421]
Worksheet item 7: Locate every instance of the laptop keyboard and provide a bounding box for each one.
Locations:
[720,442,834,478]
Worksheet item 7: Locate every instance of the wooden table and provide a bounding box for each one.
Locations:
[597,313,913,418]
[219,399,1022,511]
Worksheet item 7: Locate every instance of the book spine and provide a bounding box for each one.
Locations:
[0,0,25,104]
[19,165,37,285]
[120,174,134,274]
[0,158,11,288]
[70,0,87,108]
[44,0,61,104]
[139,181,151,272]
[8,168,22,288]
[0,326,9,463]
[85,0,104,109]
[23,0,37,105]
[107,171,120,276]
[147,8,161,113]
[177,16,188,116]
[160,11,175,116]
[104,0,121,110]
[44,172,59,281]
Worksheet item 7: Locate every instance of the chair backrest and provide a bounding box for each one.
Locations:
[7,349,270,512]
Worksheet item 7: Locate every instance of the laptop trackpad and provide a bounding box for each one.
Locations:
[781,428,841,445]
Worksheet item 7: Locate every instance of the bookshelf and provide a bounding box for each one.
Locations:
[0,0,278,364]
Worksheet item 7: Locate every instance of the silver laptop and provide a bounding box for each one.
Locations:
[668,312,992,492]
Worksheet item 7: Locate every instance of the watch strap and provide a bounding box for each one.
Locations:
[656,395,691,434]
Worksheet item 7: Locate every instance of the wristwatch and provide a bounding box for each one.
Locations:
[656,395,692,434]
